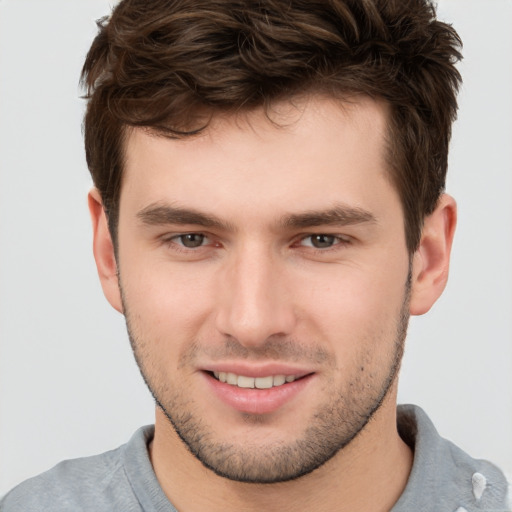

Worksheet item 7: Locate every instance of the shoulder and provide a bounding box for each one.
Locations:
[0,448,127,512]
[0,426,154,512]
[395,405,511,512]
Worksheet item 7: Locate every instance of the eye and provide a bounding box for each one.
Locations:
[299,234,347,249]
[174,233,208,248]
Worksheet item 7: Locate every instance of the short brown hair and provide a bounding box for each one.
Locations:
[81,0,462,252]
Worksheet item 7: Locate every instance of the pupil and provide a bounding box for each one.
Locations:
[312,234,335,248]
[181,234,204,248]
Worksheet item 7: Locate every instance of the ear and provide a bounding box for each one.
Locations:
[88,188,123,314]
[409,194,457,316]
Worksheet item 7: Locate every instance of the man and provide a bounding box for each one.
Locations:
[1,0,509,510]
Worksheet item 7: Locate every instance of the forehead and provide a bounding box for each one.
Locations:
[120,95,396,221]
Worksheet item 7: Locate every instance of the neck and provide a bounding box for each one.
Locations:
[149,389,412,512]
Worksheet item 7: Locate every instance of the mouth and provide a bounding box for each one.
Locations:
[204,369,314,414]
[211,371,299,389]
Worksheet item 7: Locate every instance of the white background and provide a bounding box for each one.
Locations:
[0,0,511,495]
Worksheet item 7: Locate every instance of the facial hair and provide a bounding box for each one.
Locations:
[121,274,411,484]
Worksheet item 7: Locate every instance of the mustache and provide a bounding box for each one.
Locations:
[178,336,334,368]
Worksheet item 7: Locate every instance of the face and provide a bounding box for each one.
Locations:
[115,96,412,483]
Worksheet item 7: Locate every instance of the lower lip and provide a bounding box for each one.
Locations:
[202,372,314,415]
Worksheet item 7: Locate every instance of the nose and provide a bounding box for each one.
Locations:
[215,244,296,348]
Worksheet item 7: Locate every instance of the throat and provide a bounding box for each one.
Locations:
[149,404,413,512]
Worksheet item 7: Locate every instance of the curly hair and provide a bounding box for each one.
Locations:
[81,0,462,252]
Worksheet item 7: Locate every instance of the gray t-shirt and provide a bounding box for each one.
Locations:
[1,405,509,511]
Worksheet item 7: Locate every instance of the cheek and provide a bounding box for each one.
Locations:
[296,264,408,352]
[120,259,219,356]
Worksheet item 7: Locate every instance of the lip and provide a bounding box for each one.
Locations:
[205,362,313,379]
[200,364,315,415]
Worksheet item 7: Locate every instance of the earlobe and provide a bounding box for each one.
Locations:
[88,188,123,314]
[409,194,457,316]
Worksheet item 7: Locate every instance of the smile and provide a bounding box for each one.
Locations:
[212,371,297,389]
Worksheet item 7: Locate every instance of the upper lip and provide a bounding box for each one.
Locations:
[202,363,314,379]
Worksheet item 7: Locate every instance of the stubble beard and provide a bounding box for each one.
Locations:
[121,277,410,484]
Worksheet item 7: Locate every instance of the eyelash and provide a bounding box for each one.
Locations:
[162,233,213,251]
[296,234,351,250]
[161,232,351,254]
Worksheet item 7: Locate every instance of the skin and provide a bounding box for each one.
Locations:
[89,95,456,512]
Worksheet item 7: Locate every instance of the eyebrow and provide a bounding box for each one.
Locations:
[137,204,235,231]
[280,205,377,229]
[136,202,376,231]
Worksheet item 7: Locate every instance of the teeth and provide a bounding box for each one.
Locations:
[237,375,255,388]
[255,376,273,389]
[226,372,238,385]
[273,375,286,386]
[212,372,297,388]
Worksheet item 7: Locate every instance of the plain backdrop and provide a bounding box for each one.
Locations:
[1,0,511,495]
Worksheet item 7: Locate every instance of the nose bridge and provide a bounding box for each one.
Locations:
[215,240,295,346]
